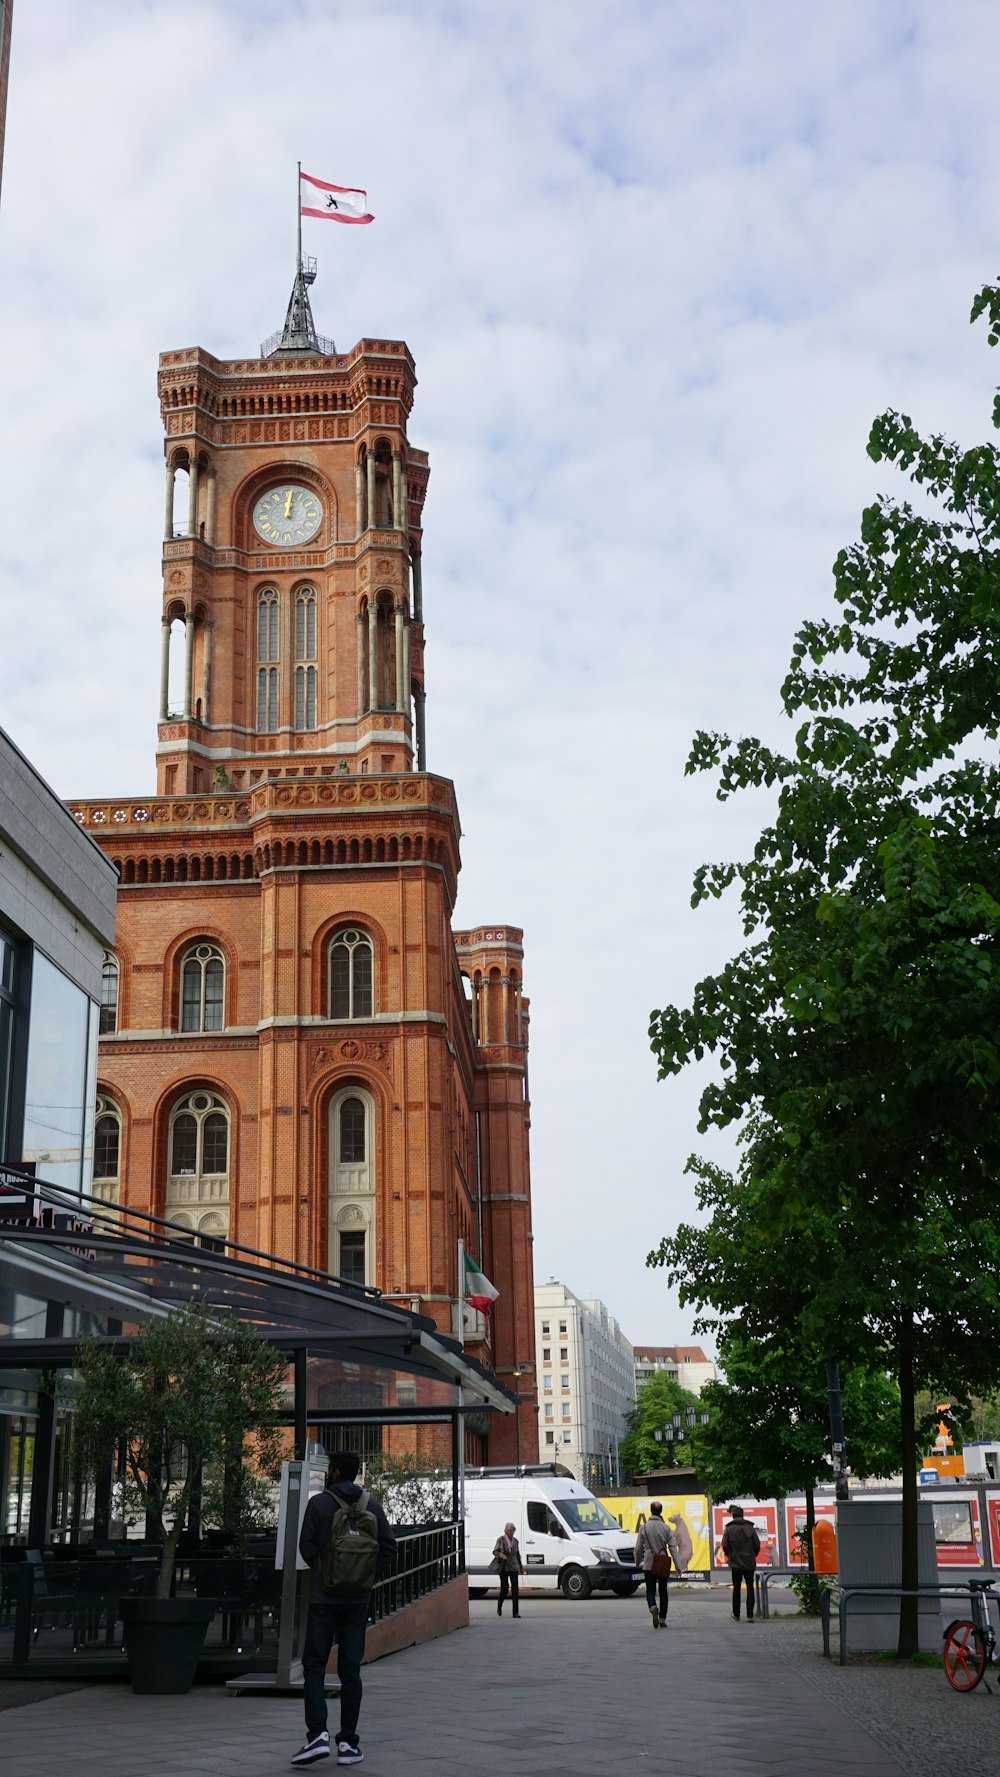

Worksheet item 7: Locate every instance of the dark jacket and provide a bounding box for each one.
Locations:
[721,1516,761,1572]
[299,1481,397,1602]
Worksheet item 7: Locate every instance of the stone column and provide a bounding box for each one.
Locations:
[355,459,366,537]
[183,610,195,718]
[205,471,217,545]
[163,461,175,541]
[202,621,213,723]
[357,609,367,715]
[393,451,404,530]
[368,602,379,711]
[187,455,200,538]
[502,974,510,1045]
[159,618,171,720]
[471,978,480,1041]
[366,452,377,533]
[411,550,423,623]
[402,616,411,722]
[415,685,427,770]
[394,603,406,710]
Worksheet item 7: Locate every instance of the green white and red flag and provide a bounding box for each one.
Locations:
[463,1250,499,1313]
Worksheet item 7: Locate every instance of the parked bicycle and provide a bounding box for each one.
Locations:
[943,1580,1000,1692]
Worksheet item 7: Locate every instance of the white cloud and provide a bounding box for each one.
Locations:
[3,0,1000,1346]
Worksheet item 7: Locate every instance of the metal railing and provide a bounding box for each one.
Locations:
[815,1579,1000,1664]
[371,1524,463,1623]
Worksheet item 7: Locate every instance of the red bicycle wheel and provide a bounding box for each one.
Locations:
[944,1620,987,1691]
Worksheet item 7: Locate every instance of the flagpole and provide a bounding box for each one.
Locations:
[456,1236,466,1527]
[296,160,303,274]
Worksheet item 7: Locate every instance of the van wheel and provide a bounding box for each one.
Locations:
[560,1566,592,1600]
[611,1582,640,1597]
[468,1587,488,1599]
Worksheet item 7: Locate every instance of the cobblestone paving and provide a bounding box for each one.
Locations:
[764,1603,999,1777]
[0,1586,990,1776]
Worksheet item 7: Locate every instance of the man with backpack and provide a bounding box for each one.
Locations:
[292,1453,396,1767]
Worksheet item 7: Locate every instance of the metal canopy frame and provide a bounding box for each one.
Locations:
[0,1176,513,1542]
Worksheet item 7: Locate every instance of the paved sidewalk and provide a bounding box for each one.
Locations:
[0,1588,985,1777]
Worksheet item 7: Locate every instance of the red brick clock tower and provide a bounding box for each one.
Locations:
[69,266,537,1464]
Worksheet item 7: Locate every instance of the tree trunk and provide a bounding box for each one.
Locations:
[897,1328,919,1658]
[804,1483,819,1615]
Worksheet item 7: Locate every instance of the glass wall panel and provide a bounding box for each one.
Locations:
[21,953,91,1198]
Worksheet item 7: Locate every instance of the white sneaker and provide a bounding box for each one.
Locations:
[336,1742,364,1767]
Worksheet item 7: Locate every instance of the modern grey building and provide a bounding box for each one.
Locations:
[1,722,118,1540]
[534,1279,634,1488]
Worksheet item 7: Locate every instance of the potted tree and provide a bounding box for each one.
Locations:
[57,1299,286,1692]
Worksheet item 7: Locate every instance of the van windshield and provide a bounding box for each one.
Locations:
[554,1497,621,1534]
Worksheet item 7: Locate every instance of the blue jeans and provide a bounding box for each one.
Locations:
[302,1596,370,1743]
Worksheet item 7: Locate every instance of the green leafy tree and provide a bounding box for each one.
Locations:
[619,1371,702,1476]
[648,287,1000,1655]
[695,1320,899,1610]
[58,1301,287,1596]
[365,1453,452,1524]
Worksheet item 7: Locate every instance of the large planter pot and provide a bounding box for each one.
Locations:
[119,1596,215,1694]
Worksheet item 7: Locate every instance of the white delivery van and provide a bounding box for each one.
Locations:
[464,1465,639,1600]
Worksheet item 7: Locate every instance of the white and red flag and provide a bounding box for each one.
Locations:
[300,171,374,225]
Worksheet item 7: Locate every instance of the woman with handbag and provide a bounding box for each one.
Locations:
[493,1521,523,1618]
[634,1501,681,1629]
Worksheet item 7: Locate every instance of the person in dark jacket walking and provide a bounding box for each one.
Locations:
[292,1454,396,1768]
[493,1521,523,1618]
[721,1503,761,1621]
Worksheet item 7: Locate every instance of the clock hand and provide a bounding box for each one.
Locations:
[284,489,294,518]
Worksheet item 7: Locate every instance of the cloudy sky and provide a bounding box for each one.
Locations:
[3,0,1000,1347]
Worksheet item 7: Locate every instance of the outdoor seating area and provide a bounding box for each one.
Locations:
[0,1521,466,1680]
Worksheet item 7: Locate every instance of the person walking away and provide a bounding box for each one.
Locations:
[635,1501,681,1628]
[721,1503,760,1622]
[293,1453,396,1767]
[493,1521,523,1618]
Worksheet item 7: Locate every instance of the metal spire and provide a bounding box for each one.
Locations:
[260,162,336,359]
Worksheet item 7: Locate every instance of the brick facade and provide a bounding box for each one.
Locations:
[68,320,536,1464]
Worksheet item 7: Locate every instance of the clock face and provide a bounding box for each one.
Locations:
[253,484,323,545]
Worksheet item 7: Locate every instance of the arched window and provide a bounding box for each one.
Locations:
[166,1089,230,1248]
[329,929,373,1019]
[295,586,317,731]
[329,1088,375,1286]
[257,588,279,732]
[92,1094,122,1213]
[99,953,119,1035]
[180,942,225,1032]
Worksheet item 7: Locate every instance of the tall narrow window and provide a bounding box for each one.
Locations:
[339,1096,366,1162]
[329,929,374,1019]
[93,1094,122,1213]
[329,1089,375,1287]
[99,953,119,1035]
[166,1089,230,1247]
[338,1229,366,1285]
[180,942,225,1032]
[256,588,279,733]
[295,586,317,731]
